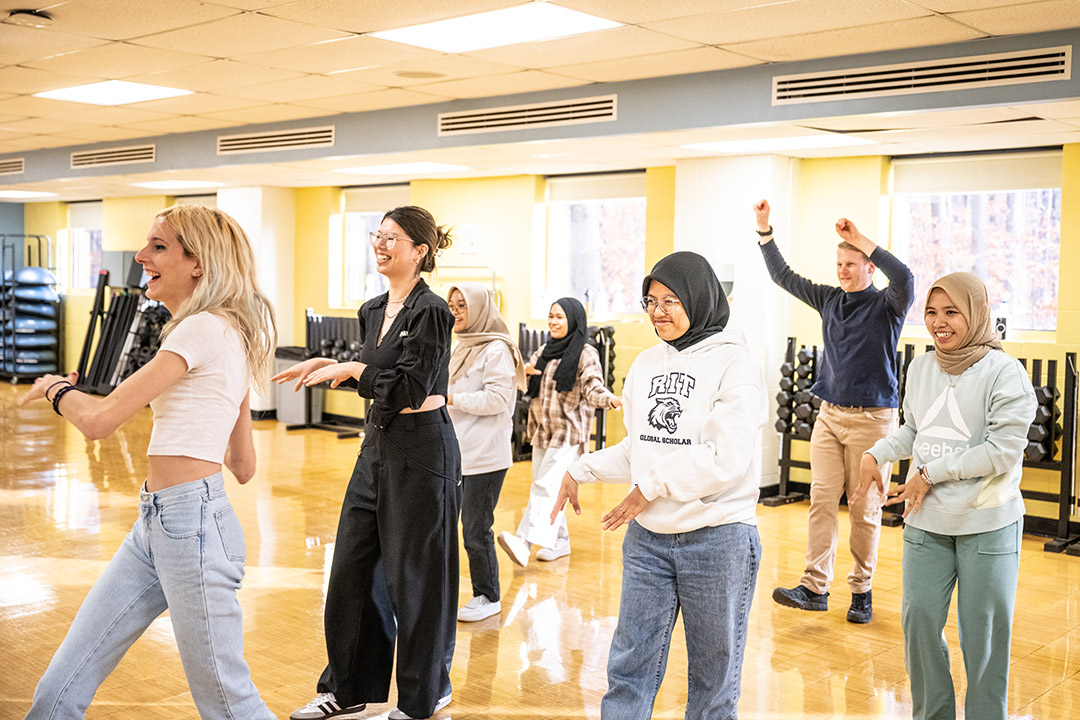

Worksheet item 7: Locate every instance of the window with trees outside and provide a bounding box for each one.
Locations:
[333,185,410,307]
[543,173,646,318]
[891,153,1061,332]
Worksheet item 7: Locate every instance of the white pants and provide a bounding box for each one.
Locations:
[515,443,582,549]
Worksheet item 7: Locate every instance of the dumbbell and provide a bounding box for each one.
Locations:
[797,347,812,365]
[1033,385,1059,405]
[780,376,796,392]
[319,338,334,357]
[774,419,789,434]
[1028,424,1049,443]
[811,394,823,409]
[795,403,813,420]
[1024,442,1047,463]
[334,338,347,351]
[780,361,795,378]
[1033,405,1051,425]
[776,390,794,407]
[794,390,813,405]
[777,405,793,421]
[793,421,812,440]
[810,409,820,424]
[796,363,812,379]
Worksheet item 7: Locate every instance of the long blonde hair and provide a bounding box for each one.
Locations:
[156,205,277,391]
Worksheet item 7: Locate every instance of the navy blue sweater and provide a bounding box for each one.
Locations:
[760,241,914,408]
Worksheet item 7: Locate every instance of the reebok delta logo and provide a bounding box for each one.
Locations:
[916,385,972,459]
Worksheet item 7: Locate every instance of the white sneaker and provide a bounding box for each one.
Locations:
[388,692,451,719]
[497,531,530,568]
[289,692,365,719]
[536,539,570,562]
[458,595,501,622]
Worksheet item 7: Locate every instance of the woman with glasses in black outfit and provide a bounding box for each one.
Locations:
[276,206,460,720]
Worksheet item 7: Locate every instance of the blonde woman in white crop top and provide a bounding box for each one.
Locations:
[20,204,277,720]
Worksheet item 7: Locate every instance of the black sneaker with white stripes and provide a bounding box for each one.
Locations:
[290,692,365,719]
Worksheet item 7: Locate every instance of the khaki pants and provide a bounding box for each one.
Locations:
[802,401,897,595]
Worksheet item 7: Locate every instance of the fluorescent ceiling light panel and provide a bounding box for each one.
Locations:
[132,181,225,190]
[682,135,876,154]
[369,3,622,53]
[35,80,191,106]
[335,162,470,175]
[0,190,58,199]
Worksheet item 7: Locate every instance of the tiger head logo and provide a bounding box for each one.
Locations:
[647,397,682,434]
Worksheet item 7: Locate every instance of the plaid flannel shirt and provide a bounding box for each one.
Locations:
[527,343,616,449]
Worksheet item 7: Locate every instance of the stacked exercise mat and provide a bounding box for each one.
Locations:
[1,235,62,383]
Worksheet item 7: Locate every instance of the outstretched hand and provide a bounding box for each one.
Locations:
[304,361,364,388]
[601,486,649,531]
[850,452,885,504]
[551,472,581,524]
[271,357,336,391]
[21,372,78,407]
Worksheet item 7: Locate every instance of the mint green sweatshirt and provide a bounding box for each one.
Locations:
[868,350,1036,536]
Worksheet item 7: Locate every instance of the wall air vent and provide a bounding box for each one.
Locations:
[0,158,25,175]
[217,126,335,155]
[71,145,156,169]
[774,46,1071,105]
[438,95,617,136]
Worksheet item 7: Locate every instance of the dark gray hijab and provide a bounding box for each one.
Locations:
[642,251,729,351]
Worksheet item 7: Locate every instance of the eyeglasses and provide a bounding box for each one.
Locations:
[640,296,682,314]
[448,301,468,314]
[369,231,416,250]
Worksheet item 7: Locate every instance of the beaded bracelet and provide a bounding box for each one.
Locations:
[45,379,70,403]
[52,384,79,416]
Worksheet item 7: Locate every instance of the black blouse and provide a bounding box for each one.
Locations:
[356,278,453,429]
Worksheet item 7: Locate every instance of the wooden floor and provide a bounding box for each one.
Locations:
[2,383,1080,720]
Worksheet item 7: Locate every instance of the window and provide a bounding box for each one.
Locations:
[891,153,1061,331]
[330,186,409,307]
[67,201,103,290]
[543,173,646,317]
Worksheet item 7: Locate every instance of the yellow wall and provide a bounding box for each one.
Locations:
[23,202,81,374]
[102,196,168,251]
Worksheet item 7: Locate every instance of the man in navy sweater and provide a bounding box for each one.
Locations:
[755,199,914,624]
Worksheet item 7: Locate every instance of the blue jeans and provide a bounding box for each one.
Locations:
[602,521,761,720]
[26,474,272,720]
[902,521,1022,720]
[461,468,507,602]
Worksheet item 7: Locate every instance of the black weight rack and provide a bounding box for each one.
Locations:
[1,233,62,384]
[287,308,366,439]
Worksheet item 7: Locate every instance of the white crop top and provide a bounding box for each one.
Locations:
[148,312,250,463]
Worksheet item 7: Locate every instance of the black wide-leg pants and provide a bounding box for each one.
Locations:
[317,407,461,718]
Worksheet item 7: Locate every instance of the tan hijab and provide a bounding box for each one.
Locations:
[447,283,526,391]
[927,272,1003,375]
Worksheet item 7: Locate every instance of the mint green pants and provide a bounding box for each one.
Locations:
[901,520,1022,720]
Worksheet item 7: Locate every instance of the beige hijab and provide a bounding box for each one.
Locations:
[927,272,1003,375]
[447,283,526,391]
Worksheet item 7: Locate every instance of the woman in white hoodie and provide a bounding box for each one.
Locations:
[855,272,1036,720]
[552,251,767,720]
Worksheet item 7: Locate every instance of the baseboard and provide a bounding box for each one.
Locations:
[251,409,276,421]
[322,411,365,428]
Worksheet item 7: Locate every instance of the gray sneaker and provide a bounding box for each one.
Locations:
[847,590,873,623]
[772,585,829,611]
[290,692,365,719]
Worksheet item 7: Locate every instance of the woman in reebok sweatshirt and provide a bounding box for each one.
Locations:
[856,271,1036,720]
[552,251,767,720]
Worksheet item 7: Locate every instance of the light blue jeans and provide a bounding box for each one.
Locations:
[902,520,1022,720]
[601,521,761,720]
[26,474,273,720]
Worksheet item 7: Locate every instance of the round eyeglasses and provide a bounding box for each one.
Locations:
[640,296,682,314]
[369,231,416,250]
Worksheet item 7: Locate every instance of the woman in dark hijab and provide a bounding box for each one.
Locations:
[552,251,767,719]
[497,297,620,568]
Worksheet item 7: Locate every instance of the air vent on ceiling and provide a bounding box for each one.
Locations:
[773,46,1071,105]
[71,145,156,169]
[0,158,25,176]
[217,126,335,155]
[438,95,617,136]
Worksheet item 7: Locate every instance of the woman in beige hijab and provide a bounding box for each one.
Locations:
[855,272,1036,720]
[446,283,525,622]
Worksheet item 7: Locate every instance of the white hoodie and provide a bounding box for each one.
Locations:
[568,329,767,534]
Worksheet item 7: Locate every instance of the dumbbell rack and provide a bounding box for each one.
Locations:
[287,308,365,439]
[763,337,813,506]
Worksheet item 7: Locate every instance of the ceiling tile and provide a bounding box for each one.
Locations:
[413,70,589,99]
[724,16,985,63]
[130,60,306,92]
[643,0,930,45]
[0,95,98,118]
[22,42,212,78]
[131,13,352,57]
[201,0,298,9]
[342,54,525,88]
[554,0,768,24]
[31,0,240,41]
[53,125,165,143]
[0,112,31,125]
[0,24,108,66]
[0,66,97,95]
[0,117,94,134]
[121,116,246,134]
[910,0,1052,11]
[47,106,178,126]
[465,26,700,68]
[799,106,1030,132]
[552,46,757,83]
[298,88,452,113]
[202,104,337,124]
[261,0,516,34]
[236,35,437,75]
[1014,100,1080,119]
[0,135,84,151]
[948,0,1080,35]
[131,93,266,115]
[221,74,387,102]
